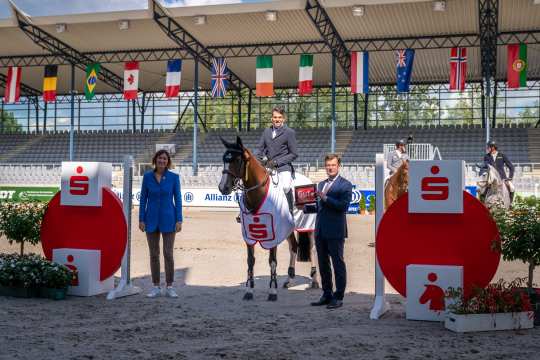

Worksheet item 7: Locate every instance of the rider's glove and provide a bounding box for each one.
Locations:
[267,159,278,169]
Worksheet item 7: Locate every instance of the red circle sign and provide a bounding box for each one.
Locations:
[376,191,500,297]
[41,188,127,280]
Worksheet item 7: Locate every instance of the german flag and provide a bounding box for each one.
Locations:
[43,65,58,102]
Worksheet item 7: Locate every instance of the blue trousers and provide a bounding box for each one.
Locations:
[315,236,346,300]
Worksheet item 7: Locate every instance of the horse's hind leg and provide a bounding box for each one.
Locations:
[308,232,319,289]
[243,245,255,300]
[268,247,278,301]
[283,233,297,288]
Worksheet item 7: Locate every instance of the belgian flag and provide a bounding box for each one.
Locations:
[43,65,58,102]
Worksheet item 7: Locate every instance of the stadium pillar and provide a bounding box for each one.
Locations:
[69,63,75,161]
[132,100,136,132]
[247,89,253,131]
[0,99,4,133]
[102,96,105,131]
[35,100,39,133]
[141,92,146,131]
[331,54,337,153]
[363,94,369,130]
[193,58,199,176]
[353,93,358,130]
[43,102,47,133]
[481,81,486,128]
[492,82,497,129]
[237,87,242,132]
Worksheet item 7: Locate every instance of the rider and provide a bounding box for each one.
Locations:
[387,139,409,175]
[483,140,515,203]
[257,106,298,212]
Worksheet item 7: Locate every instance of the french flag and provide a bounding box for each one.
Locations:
[350,51,369,94]
[165,59,182,98]
[4,66,21,104]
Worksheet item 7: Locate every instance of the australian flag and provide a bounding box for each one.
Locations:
[211,57,229,98]
[396,49,415,93]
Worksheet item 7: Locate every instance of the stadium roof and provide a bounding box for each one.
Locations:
[0,0,539,96]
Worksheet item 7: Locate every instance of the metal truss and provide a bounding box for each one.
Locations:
[305,0,350,77]
[0,73,41,97]
[498,30,540,45]
[151,1,248,92]
[347,33,479,52]
[14,11,124,92]
[479,0,498,81]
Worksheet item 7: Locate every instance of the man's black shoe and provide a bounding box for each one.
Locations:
[310,296,332,306]
[326,299,343,309]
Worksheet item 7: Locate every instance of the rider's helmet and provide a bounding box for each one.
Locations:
[487,140,497,149]
[395,139,406,147]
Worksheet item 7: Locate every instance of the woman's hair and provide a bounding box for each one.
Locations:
[271,106,286,118]
[152,149,172,170]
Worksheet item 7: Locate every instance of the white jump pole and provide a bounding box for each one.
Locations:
[107,155,141,300]
[370,153,390,319]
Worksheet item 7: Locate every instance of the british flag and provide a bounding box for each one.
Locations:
[211,58,229,98]
[449,47,467,92]
[396,50,407,68]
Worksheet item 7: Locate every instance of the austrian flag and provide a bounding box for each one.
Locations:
[123,61,139,100]
[4,66,21,104]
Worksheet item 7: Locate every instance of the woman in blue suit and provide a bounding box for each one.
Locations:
[139,150,183,298]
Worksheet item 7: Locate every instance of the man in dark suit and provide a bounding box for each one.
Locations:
[483,140,515,203]
[308,153,353,309]
[257,106,298,208]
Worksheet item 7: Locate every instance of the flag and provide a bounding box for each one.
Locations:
[211,58,229,98]
[256,55,273,97]
[165,59,182,98]
[123,61,139,100]
[43,65,58,102]
[507,44,527,89]
[350,51,369,94]
[4,66,21,104]
[84,63,100,100]
[449,47,467,92]
[298,54,313,96]
[396,49,414,93]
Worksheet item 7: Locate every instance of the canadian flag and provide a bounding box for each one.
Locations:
[123,61,139,100]
[4,66,21,104]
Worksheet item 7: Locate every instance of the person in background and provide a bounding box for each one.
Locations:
[484,140,515,203]
[139,149,183,298]
[387,139,409,175]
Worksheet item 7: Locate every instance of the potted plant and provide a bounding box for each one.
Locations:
[0,253,42,297]
[445,279,534,332]
[359,195,366,215]
[38,261,75,300]
[492,195,540,325]
[368,195,376,215]
[0,200,47,255]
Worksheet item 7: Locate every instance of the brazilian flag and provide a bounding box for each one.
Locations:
[84,63,100,100]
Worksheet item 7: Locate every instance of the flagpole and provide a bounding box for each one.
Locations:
[69,63,75,161]
[192,57,199,176]
[331,54,336,154]
[485,77,491,144]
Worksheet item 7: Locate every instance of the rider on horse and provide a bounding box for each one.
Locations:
[257,106,298,213]
[387,139,410,175]
[483,140,515,203]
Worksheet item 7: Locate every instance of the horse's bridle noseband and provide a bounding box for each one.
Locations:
[222,148,269,194]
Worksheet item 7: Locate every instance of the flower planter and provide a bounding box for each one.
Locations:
[39,287,68,300]
[0,285,38,298]
[445,312,534,333]
[527,288,540,326]
[360,210,366,215]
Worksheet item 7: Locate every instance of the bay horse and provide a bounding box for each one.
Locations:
[477,164,511,211]
[384,161,409,209]
[218,136,295,301]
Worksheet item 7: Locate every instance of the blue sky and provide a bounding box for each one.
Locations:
[0,0,272,18]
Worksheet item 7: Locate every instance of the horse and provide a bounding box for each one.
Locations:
[218,136,295,301]
[384,161,409,209]
[477,164,511,211]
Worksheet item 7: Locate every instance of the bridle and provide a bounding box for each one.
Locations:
[222,147,269,195]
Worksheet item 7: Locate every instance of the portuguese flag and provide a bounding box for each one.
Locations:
[298,54,313,96]
[507,44,527,89]
[256,55,273,97]
[84,63,100,100]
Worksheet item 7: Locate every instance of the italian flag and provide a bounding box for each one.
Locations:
[256,56,273,97]
[298,54,313,96]
[507,44,527,89]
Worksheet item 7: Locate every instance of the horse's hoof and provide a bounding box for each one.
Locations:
[310,281,320,289]
[243,292,254,301]
[282,281,291,289]
[267,293,278,301]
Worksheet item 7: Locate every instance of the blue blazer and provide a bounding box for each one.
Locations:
[139,169,183,233]
[483,152,514,180]
[314,176,353,241]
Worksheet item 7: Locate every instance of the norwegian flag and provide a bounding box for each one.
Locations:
[450,47,467,92]
[4,66,21,104]
[211,58,229,98]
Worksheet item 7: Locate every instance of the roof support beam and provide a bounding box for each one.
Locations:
[13,10,124,92]
[151,0,249,91]
[479,0,498,83]
[0,73,41,97]
[305,0,350,77]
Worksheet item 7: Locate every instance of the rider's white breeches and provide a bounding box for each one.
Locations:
[505,180,515,193]
[277,171,293,193]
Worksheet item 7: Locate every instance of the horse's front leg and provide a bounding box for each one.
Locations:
[308,232,319,289]
[283,233,297,288]
[243,244,255,300]
[268,247,278,301]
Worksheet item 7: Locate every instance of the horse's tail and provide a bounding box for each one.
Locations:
[297,232,311,262]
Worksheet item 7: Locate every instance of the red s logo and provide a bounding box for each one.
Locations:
[421,166,449,200]
[248,224,268,239]
[69,166,89,195]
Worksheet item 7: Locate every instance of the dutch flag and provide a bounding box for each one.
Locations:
[350,51,369,94]
[165,59,182,98]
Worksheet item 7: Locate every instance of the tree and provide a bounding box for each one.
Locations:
[0,110,22,132]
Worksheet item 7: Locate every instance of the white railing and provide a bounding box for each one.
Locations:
[383,143,436,160]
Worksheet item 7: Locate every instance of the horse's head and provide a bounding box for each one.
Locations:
[477,164,499,195]
[397,160,409,189]
[218,136,251,195]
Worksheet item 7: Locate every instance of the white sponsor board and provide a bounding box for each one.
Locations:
[60,162,112,207]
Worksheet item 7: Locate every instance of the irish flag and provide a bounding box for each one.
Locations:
[507,44,527,89]
[298,54,313,96]
[256,56,273,97]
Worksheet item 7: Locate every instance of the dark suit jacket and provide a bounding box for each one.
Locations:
[257,125,298,172]
[483,152,514,180]
[313,176,353,241]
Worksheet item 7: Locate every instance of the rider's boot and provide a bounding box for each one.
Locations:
[285,190,294,217]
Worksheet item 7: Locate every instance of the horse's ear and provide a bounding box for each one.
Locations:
[220,136,229,147]
[236,136,244,149]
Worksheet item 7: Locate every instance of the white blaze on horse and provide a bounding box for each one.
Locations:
[477,164,511,211]
[219,136,295,301]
